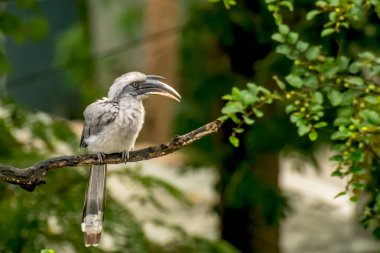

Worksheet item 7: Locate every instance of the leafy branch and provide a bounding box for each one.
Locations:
[219,83,281,147]
[0,120,222,192]
[217,0,380,237]
[208,0,236,9]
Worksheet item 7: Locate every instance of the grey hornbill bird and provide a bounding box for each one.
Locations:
[80,71,181,247]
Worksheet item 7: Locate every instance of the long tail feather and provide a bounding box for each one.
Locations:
[82,165,107,247]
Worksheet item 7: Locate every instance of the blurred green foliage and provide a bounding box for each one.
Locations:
[54,22,98,111]
[178,2,294,251]
[0,1,237,252]
[217,0,380,238]
[0,0,48,74]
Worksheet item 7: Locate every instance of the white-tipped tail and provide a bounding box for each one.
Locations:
[82,165,107,247]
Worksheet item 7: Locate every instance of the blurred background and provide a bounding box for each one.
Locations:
[1,0,380,252]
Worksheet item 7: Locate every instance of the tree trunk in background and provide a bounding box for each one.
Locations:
[142,0,179,143]
[221,153,280,253]
[249,154,280,253]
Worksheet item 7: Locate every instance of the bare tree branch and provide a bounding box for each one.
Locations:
[0,120,222,192]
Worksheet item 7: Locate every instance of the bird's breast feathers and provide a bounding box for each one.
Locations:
[85,99,145,153]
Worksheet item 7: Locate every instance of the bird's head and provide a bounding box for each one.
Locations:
[108,71,181,102]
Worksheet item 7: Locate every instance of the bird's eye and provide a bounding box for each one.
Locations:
[132,82,139,88]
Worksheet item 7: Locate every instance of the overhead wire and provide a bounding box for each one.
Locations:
[6,24,185,89]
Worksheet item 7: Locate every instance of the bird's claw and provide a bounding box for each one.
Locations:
[97,153,105,164]
[121,150,129,163]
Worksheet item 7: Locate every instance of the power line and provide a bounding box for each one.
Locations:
[6,24,185,89]
[0,0,62,3]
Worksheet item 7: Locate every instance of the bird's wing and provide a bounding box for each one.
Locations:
[80,98,119,148]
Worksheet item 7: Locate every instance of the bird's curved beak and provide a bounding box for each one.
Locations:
[138,75,181,102]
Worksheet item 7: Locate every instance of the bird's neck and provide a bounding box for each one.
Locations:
[118,96,144,109]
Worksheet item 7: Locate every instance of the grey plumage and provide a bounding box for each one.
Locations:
[80,71,180,247]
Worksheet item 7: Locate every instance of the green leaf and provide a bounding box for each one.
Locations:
[364,95,379,105]
[329,11,337,22]
[331,130,350,140]
[258,86,271,96]
[350,150,364,162]
[337,56,349,71]
[279,24,290,34]
[279,1,293,11]
[331,170,344,178]
[306,10,322,20]
[349,166,364,175]
[304,74,318,88]
[229,135,240,147]
[290,112,301,123]
[288,32,299,44]
[330,155,344,162]
[331,144,346,152]
[233,127,244,133]
[276,44,291,56]
[241,91,256,107]
[273,75,286,90]
[310,104,323,114]
[337,107,354,118]
[254,109,264,118]
[222,94,234,100]
[312,91,324,104]
[315,121,328,128]
[218,115,229,121]
[321,28,335,37]
[340,90,357,106]
[327,89,343,106]
[247,83,259,95]
[359,109,380,124]
[243,115,255,125]
[230,114,241,124]
[334,191,347,198]
[333,117,350,126]
[309,131,318,141]
[285,104,298,113]
[232,87,241,99]
[305,46,321,61]
[359,51,376,60]
[285,74,303,88]
[344,76,364,86]
[267,4,277,12]
[298,123,311,136]
[224,0,237,8]
[349,61,363,74]
[221,103,243,114]
[350,196,359,202]
[211,0,236,9]
[296,41,309,52]
[316,1,327,7]
[271,33,285,43]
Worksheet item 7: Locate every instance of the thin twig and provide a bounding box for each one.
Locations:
[0,120,222,192]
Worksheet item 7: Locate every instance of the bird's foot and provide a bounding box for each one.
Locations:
[97,153,105,164]
[121,150,129,163]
